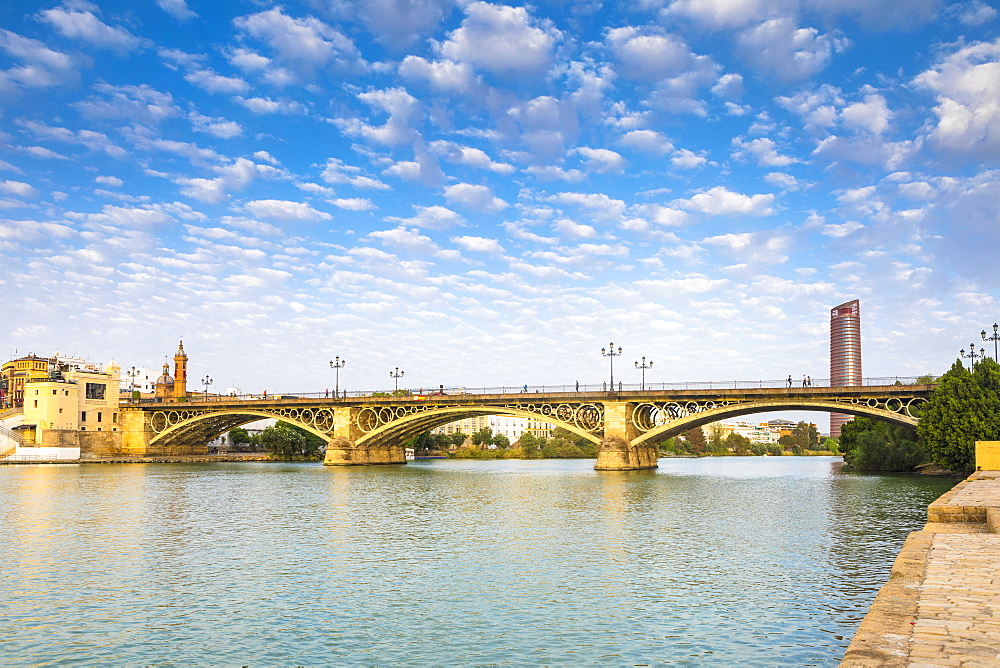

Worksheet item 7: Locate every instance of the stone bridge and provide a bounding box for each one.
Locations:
[118,384,931,470]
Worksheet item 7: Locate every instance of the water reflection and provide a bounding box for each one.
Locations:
[0,457,953,665]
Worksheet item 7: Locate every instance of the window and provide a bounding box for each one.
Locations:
[52,389,57,395]
[85,383,106,400]
[97,412,102,423]
[113,413,118,423]
[80,427,86,431]
[81,411,86,422]
[34,400,38,408]
[59,408,63,414]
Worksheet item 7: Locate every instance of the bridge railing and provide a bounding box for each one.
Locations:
[142,376,926,404]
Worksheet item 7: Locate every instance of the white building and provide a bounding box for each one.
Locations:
[118,365,159,396]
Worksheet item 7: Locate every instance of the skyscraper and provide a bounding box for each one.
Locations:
[830,299,862,437]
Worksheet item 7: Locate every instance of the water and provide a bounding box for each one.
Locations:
[0,457,954,665]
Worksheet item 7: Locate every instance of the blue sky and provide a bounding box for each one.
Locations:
[2,0,999,405]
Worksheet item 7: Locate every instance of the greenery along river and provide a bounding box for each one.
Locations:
[0,457,955,665]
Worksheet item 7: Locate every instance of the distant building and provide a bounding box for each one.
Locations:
[119,366,158,397]
[430,414,554,442]
[153,341,189,401]
[830,299,862,437]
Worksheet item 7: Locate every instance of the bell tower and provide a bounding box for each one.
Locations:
[173,340,188,400]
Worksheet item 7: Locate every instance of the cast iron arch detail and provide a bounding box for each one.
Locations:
[147,407,336,448]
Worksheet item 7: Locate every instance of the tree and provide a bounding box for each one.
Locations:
[841,417,926,471]
[260,424,306,458]
[778,421,820,452]
[917,358,1000,473]
[682,427,706,454]
[724,432,752,455]
[471,427,493,448]
[493,433,510,449]
[230,427,252,446]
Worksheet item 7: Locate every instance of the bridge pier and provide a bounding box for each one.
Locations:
[323,437,406,466]
[595,401,658,471]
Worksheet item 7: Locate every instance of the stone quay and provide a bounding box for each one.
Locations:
[841,442,1000,666]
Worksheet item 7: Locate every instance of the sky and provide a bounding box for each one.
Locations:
[2,0,999,410]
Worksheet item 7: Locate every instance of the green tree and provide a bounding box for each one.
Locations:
[261,424,307,458]
[492,433,510,449]
[230,427,251,446]
[917,358,1000,473]
[841,417,926,471]
[819,437,840,454]
[471,427,493,448]
[517,432,543,458]
[724,432,752,455]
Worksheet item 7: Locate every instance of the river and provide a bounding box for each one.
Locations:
[0,457,955,665]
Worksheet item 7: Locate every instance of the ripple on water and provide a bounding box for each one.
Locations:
[0,458,955,665]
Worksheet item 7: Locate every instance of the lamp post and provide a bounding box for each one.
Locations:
[390,367,404,393]
[127,365,138,403]
[329,356,345,397]
[982,323,999,362]
[202,375,213,401]
[601,342,622,392]
[635,356,653,391]
[960,343,985,370]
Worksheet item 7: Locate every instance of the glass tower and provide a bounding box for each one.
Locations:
[830,299,862,437]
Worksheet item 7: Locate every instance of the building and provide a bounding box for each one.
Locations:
[430,414,554,444]
[153,341,189,401]
[16,357,121,447]
[830,299,862,437]
[119,366,159,397]
[1,354,51,409]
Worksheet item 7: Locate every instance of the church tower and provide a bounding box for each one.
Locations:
[155,362,174,401]
[173,340,188,400]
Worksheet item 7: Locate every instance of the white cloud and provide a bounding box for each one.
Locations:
[674,186,775,216]
[443,183,507,213]
[175,158,274,203]
[385,205,464,230]
[554,218,597,239]
[671,148,708,169]
[607,27,701,81]
[38,6,144,51]
[632,204,691,226]
[955,0,998,26]
[18,119,127,159]
[157,0,196,20]
[399,56,478,94]
[764,172,800,190]
[619,130,674,155]
[451,235,505,253]
[776,85,843,131]
[711,72,744,98]
[821,220,864,237]
[337,87,421,146]
[245,199,332,221]
[841,93,891,134]
[913,38,1000,156]
[367,226,441,255]
[737,18,849,81]
[664,0,787,27]
[576,147,625,173]
[189,113,242,138]
[234,96,306,115]
[330,198,375,211]
[74,83,180,125]
[440,2,560,77]
[0,30,76,91]
[95,175,123,187]
[321,158,390,190]
[0,180,39,198]
[357,0,452,45]
[524,165,586,182]
[184,69,249,95]
[233,7,366,78]
[731,137,799,166]
[702,231,789,264]
[548,192,627,221]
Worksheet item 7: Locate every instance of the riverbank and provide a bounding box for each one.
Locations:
[841,469,1000,666]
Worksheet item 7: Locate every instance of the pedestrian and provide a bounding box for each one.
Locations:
[523,384,527,393]
[787,375,792,388]
[325,388,329,398]
[603,381,607,391]
[575,380,579,392]
[618,381,622,392]
[802,375,807,387]
[807,376,812,387]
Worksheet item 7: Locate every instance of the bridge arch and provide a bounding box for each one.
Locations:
[355,404,602,449]
[146,408,335,450]
[630,399,922,448]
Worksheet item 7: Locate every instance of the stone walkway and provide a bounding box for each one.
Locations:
[842,471,1000,666]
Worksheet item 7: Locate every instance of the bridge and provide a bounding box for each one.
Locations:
[116,378,932,470]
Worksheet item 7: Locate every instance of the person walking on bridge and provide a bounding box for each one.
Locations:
[787,375,792,388]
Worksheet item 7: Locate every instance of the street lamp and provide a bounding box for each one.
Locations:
[202,375,213,400]
[635,356,653,391]
[982,323,999,362]
[127,365,138,403]
[329,356,345,397]
[960,343,985,370]
[390,367,404,393]
[601,342,622,392]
